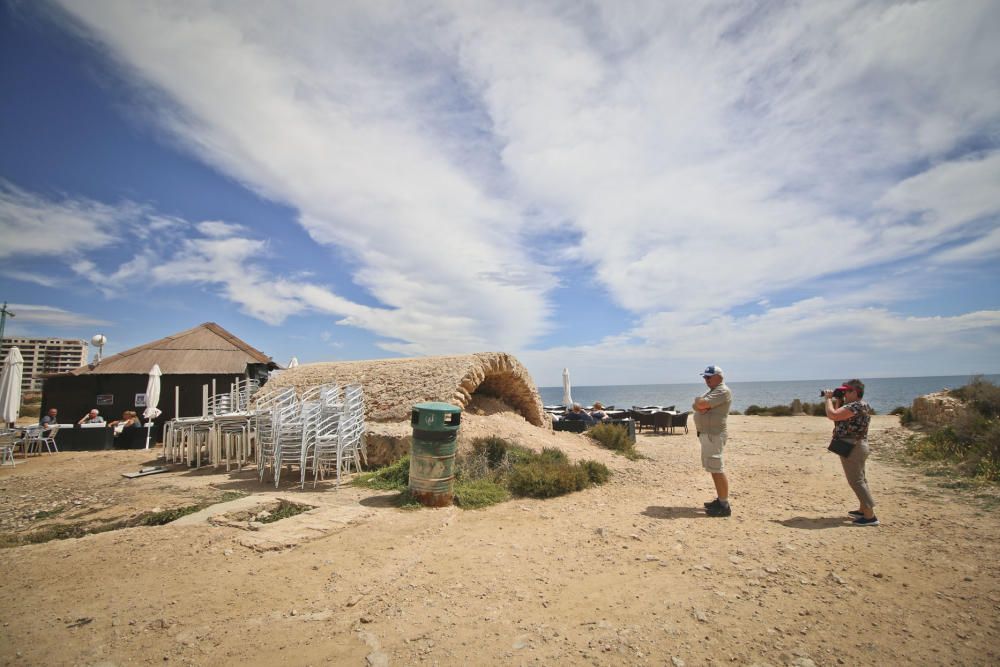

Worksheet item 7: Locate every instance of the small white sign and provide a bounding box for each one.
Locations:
[135,393,147,407]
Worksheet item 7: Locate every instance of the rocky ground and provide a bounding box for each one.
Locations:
[1,413,998,666]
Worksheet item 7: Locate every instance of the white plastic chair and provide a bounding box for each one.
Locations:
[0,429,15,466]
[37,425,60,453]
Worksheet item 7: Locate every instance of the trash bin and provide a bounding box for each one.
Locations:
[409,402,461,507]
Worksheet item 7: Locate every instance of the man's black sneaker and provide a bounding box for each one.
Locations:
[704,498,722,509]
[705,503,731,517]
[848,510,865,519]
[852,515,879,526]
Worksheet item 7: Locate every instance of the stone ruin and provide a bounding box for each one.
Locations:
[910,390,968,428]
[256,352,548,465]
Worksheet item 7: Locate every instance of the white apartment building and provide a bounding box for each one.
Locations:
[1,337,88,392]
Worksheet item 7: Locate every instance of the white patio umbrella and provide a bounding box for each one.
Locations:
[0,346,23,427]
[142,364,162,450]
[562,367,573,407]
[287,356,299,368]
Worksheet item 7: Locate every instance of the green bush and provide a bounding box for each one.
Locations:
[508,461,589,498]
[744,403,798,417]
[890,406,915,425]
[538,447,569,464]
[472,436,512,469]
[352,455,410,490]
[454,478,511,509]
[587,423,636,457]
[354,440,612,509]
[950,376,1000,419]
[579,459,611,485]
[908,377,1000,481]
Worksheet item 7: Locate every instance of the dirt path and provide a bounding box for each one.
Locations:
[1,415,998,666]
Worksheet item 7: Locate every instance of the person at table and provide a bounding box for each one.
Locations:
[562,403,596,426]
[590,402,611,422]
[78,409,104,425]
[108,410,141,435]
[40,408,59,431]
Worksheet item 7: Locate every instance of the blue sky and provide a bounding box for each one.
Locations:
[1,0,998,386]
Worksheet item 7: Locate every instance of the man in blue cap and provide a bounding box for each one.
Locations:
[693,365,733,517]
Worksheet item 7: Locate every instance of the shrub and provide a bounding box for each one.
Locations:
[472,436,512,469]
[799,402,827,416]
[508,461,589,498]
[587,423,635,457]
[908,377,1000,481]
[890,406,915,425]
[353,455,410,490]
[950,376,1000,419]
[743,403,797,417]
[454,478,511,509]
[579,459,611,485]
[538,447,569,464]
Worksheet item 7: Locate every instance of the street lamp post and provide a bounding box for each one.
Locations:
[0,302,14,345]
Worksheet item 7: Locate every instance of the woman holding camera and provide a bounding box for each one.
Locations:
[824,379,878,526]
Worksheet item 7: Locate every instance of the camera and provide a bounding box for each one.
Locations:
[820,388,845,399]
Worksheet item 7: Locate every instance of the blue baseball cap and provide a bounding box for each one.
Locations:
[700,365,724,378]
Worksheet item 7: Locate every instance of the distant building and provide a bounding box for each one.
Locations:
[1,337,88,392]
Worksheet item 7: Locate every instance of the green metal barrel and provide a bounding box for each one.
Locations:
[409,402,462,507]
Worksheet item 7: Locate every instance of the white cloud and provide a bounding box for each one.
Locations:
[0,180,138,259]
[37,1,1000,375]
[3,304,109,328]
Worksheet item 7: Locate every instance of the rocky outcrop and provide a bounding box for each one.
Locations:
[257,352,547,426]
[911,391,968,428]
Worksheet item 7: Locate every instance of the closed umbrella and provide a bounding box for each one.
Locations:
[288,356,299,368]
[0,346,23,427]
[562,367,573,407]
[143,364,162,449]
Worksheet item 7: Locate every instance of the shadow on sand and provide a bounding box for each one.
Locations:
[773,516,850,530]
[642,506,709,519]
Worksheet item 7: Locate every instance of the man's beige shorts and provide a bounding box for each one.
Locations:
[698,432,727,473]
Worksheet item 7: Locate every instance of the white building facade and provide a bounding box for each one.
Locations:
[1,337,88,392]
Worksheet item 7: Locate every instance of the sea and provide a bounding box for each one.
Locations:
[537,374,1000,415]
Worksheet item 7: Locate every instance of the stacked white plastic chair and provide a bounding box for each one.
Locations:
[254,387,298,484]
[333,384,366,487]
[313,385,368,488]
[307,385,345,487]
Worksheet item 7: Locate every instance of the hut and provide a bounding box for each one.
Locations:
[42,322,278,430]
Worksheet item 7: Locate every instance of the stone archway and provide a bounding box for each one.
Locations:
[259,352,546,426]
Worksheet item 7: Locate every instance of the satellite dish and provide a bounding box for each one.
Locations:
[91,334,107,364]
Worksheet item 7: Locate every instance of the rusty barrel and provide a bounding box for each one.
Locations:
[409,402,461,507]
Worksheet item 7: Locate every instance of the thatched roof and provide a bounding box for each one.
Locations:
[68,322,277,375]
[259,352,547,426]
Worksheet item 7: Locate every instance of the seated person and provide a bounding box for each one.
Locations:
[562,403,596,426]
[40,407,59,431]
[78,409,105,425]
[590,402,611,421]
[108,410,141,436]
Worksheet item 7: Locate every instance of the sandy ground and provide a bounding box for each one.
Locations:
[1,414,999,666]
